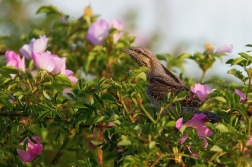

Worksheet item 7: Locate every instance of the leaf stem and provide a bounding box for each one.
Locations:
[136,98,156,124]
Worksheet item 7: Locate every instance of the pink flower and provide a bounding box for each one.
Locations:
[176,114,213,157]
[17,136,43,162]
[64,69,78,83]
[51,56,66,75]
[235,89,246,101]
[111,19,123,43]
[32,51,66,74]
[86,19,110,45]
[215,44,233,53]
[5,50,25,72]
[20,35,48,59]
[190,83,215,100]
[32,51,56,73]
[176,114,213,138]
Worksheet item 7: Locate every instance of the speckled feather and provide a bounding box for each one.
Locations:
[122,47,221,121]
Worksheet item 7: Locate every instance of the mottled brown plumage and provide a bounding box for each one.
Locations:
[122,47,221,121]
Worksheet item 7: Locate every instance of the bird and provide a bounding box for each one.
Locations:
[121,47,221,122]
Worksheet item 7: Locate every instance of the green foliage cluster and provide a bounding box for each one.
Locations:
[0,5,252,167]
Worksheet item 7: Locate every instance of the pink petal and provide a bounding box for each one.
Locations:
[17,149,34,162]
[175,118,184,129]
[247,136,252,145]
[179,135,188,144]
[187,147,199,158]
[86,19,110,45]
[215,44,233,53]
[191,83,214,100]
[235,89,246,101]
[32,51,55,72]
[20,44,32,59]
[33,35,48,52]
[111,19,123,43]
[65,69,78,83]
[51,56,66,74]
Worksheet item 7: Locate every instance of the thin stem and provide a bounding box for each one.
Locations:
[200,70,206,83]
[136,97,156,124]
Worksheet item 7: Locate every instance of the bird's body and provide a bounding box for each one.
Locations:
[122,47,221,121]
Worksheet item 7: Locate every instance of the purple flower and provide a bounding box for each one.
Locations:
[110,19,123,43]
[215,44,233,53]
[235,89,246,101]
[20,35,48,59]
[5,50,25,72]
[191,83,215,100]
[86,19,110,45]
[17,136,43,162]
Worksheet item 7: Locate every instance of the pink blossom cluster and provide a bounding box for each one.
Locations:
[5,35,77,83]
[86,19,123,45]
[17,136,43,162]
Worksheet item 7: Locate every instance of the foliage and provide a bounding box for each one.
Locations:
[0,4,252,167]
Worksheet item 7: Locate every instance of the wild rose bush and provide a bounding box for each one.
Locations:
[0,5,252,167]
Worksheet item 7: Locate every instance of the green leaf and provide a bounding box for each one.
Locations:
[43,90,52,100]
[90,140,104,146]
[149,141,156,149]
[165,121,175,127]
[0,99,13,110]
[101,93,117,102]
[214,96,227,103]
[83,52,95,73]
[239,52,252,62]
[36,5,63,16]
[130,66,150,78]
[118,135,132,146]
[210,145,223,152]
[0,66,19,75]
[55,74,72,86]
[38,110,50,120]
[173,91,188,102]
[227,68,248,82]
[77,79,83,91]
[216,124,228,133]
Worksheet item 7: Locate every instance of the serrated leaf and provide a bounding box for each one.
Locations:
[227,68,248,82]
[239,52,252,61]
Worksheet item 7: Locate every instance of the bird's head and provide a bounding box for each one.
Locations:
[121,47,156,68]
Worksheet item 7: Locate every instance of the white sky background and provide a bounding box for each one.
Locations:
[41,0,252,83]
